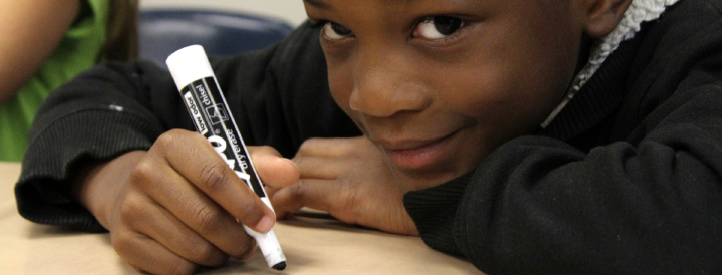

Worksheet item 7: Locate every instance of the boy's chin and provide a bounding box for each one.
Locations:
[388,160,472,191]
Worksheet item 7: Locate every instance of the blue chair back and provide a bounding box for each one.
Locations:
[138,9,295,65]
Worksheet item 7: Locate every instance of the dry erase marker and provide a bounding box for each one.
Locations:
[166,45,287,271]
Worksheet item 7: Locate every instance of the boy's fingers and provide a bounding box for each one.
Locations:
[112,229,197,275]
[269,187,304,218]
[272,179,355,222]
[131,155,256,259]
[123,194,229,267]
[292,155,346,179]
[248,146,300,189]
[153,129,275,233]
[295,137,363,158]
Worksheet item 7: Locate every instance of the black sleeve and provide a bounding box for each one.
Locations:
[403,2,722,274]
[14,21,359,232]
[406,74,722,275]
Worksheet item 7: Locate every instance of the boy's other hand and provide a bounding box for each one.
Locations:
[269,136,420,236]
[74,129,282,275]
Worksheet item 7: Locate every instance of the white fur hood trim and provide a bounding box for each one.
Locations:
[541,0,682,128]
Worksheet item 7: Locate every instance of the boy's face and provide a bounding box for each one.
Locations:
[305,0,587,184]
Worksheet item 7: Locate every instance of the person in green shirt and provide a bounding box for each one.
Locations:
[0,0,138,162]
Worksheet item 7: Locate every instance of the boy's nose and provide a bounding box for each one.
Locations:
[348,46,431,117]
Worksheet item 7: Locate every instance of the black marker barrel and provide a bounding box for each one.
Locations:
[166,45,286,270]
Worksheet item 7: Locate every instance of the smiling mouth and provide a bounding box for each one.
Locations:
[378,131,459,171]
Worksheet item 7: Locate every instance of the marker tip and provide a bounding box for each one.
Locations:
[272,261,287,270]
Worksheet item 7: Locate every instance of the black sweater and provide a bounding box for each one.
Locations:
[15,0,722,274]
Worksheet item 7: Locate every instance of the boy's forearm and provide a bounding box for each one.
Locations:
[71,151,146,230]
[454,130,722,274]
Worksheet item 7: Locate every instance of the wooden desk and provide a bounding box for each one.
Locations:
[0,162,482,274]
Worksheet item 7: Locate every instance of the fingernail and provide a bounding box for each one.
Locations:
[256,216,274,233]
[284,158,300,170]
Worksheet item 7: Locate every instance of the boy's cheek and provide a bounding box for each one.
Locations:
[325,59,352,105]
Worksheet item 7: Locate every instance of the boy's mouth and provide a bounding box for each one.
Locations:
[378,130,459,171]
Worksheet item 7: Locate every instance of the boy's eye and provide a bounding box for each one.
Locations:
[414,16,464,40]
[322,22,353,40]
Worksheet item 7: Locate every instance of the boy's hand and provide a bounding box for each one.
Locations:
[268,136,420,236]
[74,129,298,275]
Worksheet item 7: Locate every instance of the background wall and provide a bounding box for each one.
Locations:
[139,0,309,26]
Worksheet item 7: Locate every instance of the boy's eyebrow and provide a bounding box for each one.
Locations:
[303,0,331,8]
[303,0,417,8]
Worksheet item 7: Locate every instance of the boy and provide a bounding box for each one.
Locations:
[15,0,722,274]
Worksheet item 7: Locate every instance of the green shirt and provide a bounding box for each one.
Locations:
[0,0,109,162]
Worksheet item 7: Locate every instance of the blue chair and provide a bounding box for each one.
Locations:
[138,9,295,66]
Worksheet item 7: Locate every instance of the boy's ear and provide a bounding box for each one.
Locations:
[583,0,633,38]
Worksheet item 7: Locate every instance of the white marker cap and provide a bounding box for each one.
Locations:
[165,45,215,90]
